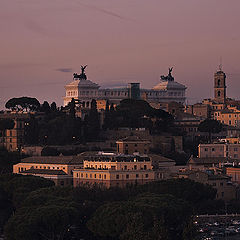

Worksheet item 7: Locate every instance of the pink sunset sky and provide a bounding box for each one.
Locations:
[1,0,240,108]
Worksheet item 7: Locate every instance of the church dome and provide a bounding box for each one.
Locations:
[153,80,186,90]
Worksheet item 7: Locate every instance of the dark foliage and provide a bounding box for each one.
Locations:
[198,119,223,143]
[5,97,40,112]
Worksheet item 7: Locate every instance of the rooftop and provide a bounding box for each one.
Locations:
[116,135,150,143]
[21,156,83,165]
[81,151,151,162]
[20,169,67,175]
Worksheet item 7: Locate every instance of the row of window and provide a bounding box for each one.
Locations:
[203,154,238,158]
[146,91,184,97]
[75,173,149,179]
[85,164,148,170]
[215,113,240,118]
[211,182,224,187]
[204,147,239,152]
[19,166,66,171]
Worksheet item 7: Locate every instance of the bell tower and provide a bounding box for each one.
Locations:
[214,68,226,103]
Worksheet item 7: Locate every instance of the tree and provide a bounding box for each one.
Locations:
[0,119,15,131]
[69,98,76,118]
[87,193,194,240]
[84,99,100,141]
[1,174,54,208]
[4,202,79,240]
[40,101,51,114]
[24,115,39,144]
[198,119,223,143]
[5,97,40,112]
[0,149,22,174]
[50,102,57,112]
[41,147,59,156]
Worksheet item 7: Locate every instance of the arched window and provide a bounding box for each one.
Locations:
[218,91,221,97]
[218,79,221,86]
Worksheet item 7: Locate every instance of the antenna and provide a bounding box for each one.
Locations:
[219,56,223,71]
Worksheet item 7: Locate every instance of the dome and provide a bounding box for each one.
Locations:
[65,79,99,89]
[153,80,186,90]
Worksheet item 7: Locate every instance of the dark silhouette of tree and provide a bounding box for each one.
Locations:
[41,147,59,156]
[198,119,223,143]
[69,98,76,118]
[85,99,100,141]
[24,115,39,145]
[5,97,40,112]
[40,101,51,114]
[87,193,194,240]
[50,102,57,112]
[0,119,15,131]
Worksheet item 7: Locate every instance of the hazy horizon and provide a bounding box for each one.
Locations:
[1,0,240,109]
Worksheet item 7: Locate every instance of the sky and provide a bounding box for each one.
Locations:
[1,0,240,109]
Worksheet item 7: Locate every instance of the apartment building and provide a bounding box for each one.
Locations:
[73,152,155,188]
[13,155,83,186]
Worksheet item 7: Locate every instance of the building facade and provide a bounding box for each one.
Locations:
[0,112,31,151]
[63,67,186,107]
[73,152,155,188]
[13,156,83,186]
[116,136,150,155]
[199,143,240,159]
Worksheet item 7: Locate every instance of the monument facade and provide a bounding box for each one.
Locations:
[63,66,187,108]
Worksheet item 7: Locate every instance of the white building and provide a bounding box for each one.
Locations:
[63,67,187,108]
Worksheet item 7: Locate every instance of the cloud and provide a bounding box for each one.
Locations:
[56,68,73,73]
[24,19,50,36]
[75,1,135,22]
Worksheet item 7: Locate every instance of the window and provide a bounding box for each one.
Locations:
[77,173,79,177]
[86,174,88,178]
[124,165,127,170]
[218,91,221,97]
[81,173,83,177]
[90,174,92,178]
[94,174,96,178]
[99,174,101,178]
[220,182,223,186]
[204,148,208,152]
[134,165,137,170]
[104,174,106,179]
[144,165,147,170]
[212,148,215,152]
[136,174,139,178]
[145,174,148,178]
[234,148,238,152]
[126,174,129,179]
[116,174,119,179]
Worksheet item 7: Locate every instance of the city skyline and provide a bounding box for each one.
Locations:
[1,0,240,108]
